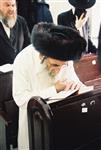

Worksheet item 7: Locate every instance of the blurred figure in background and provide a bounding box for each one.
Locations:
[0,0,30,65]
[58,0,97,54]
[98,24,101,69]
[17,0,53,32]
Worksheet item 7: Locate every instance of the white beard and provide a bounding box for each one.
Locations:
[0,9,17,28]
[3,16,17,28]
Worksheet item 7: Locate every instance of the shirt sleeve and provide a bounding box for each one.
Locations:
[13,52,34,107]
[55,61,83,83]
[37,86,57,99]
[67,61,82,82]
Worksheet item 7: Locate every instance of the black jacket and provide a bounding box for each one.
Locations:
[0,15,30,65]
[17,1,53,32]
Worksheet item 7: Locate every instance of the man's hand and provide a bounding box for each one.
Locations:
[55,80,66,93]
[65,81,82,91]
[75,13,86,30]
[55,80,82,93]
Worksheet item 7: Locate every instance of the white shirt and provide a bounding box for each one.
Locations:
[0,20,10,38]
[13,44,83,150]
[13,44,82,106]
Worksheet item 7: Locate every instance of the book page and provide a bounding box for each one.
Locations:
[47,89,78,104]
[78,86,94,94]
[47,86,94,104]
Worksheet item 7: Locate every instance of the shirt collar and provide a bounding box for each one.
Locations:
[72,7,75,15]
[0,20,10,38]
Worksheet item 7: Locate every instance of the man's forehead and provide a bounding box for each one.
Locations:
[0,0,16,3]
[48,57,67,65]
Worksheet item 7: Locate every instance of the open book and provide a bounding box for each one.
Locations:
[47,89,78,104]
[47,86,94,104]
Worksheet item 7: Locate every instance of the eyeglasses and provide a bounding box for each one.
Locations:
[40,56,47,64]
[41,56,68,66]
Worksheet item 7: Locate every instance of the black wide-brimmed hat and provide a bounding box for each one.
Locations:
[31,22,86,61]
[68,0,96,9]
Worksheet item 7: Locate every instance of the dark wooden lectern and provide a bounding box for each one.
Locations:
[28,90,101,150]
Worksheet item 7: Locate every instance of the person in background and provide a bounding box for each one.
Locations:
[98,24,101,70]
[13,22,93,150]
[0,0,30,66]
[58,0,97,54]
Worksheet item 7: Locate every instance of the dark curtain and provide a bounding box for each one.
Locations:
[17,0,53,32]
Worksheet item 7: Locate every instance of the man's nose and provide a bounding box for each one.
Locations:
[9,5,15,11]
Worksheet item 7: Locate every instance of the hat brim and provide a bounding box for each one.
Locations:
[68,0,96,9]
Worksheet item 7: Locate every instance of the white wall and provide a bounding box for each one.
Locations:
[46,0,72,24]
[90,0,101,47]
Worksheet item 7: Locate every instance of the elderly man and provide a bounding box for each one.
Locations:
[13,22,93,150]
[0,0,30,65]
